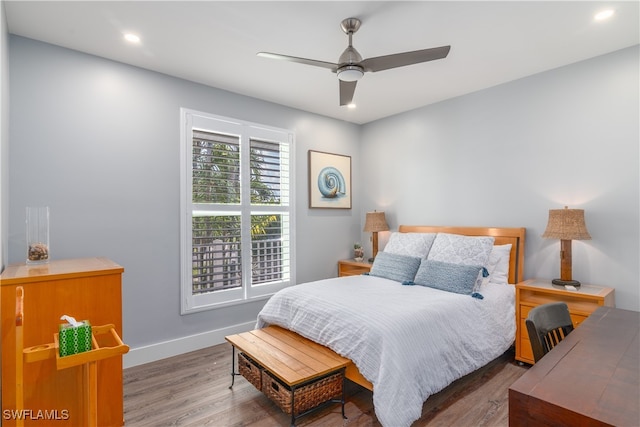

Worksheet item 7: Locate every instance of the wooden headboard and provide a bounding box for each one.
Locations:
[398,225,526,284]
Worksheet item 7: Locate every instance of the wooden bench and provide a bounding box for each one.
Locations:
[225,326,349,426]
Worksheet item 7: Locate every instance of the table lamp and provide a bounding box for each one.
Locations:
[363,211,389,262]
[542,206,591,287]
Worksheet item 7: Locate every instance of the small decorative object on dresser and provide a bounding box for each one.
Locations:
[515,279,614,365]
[338,259,372,277]
[26,206,50,264]
[353,243,364,261]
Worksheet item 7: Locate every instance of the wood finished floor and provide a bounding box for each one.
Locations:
[123,342,528,427]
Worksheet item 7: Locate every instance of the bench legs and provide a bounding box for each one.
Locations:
[229,345,239,389]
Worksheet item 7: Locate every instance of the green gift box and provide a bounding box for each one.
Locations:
[58,320,92,357]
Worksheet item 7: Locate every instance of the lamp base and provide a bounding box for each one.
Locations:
[552,278,581,288]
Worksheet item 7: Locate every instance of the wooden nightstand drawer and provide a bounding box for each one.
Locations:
[515,279,615,365]
[520,305,588,330]
[338,260,372,277]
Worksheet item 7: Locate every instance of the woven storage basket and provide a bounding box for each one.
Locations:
[238,352,263,391]
[261,370,343,416]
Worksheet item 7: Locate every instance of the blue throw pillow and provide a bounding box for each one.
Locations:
[414,259,483,295]
[369,252,421,283]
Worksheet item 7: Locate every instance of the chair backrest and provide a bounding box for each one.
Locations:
[525,302,574,363]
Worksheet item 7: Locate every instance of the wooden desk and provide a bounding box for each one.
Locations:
[1,258,124,426]
[509,306,639,427]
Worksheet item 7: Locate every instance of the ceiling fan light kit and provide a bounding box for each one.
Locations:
[258,17,450,106]
[337,65,364,82]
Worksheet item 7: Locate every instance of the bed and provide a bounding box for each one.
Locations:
[256,225,525,427]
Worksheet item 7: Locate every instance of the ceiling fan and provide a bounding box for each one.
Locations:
[258,17,451,106]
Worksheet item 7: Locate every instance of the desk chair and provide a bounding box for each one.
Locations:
[525,302,574,363]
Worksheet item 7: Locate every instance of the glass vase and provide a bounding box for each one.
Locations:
[26,206,50,264]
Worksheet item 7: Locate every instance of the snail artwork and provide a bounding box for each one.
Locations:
[317,167,346,199]
[308,150,351,209]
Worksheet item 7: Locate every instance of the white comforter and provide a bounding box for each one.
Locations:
[256,274,515,427]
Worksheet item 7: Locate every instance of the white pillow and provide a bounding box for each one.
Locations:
[482,244,512,285]
[427,233,495,266]
[427,233,495,289]
[384,232,437,258]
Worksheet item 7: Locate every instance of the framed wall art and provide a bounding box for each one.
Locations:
[308,150,352,209]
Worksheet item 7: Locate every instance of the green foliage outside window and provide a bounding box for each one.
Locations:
[191,132,286,293]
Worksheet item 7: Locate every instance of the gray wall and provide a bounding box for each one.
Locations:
[8,36,361,354]
[361,45,639,311]
[1,1,8,270]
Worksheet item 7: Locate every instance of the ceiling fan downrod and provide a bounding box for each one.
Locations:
[337,18,364,81]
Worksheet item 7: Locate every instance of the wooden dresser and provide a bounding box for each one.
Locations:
[1,257,125,426]
[515,279,615,365]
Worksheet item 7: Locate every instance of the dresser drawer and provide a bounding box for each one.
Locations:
[338,260,372,277]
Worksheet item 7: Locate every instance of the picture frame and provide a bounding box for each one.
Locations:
[308,150,352,209]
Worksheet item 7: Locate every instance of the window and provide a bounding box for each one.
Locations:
[180,109,295,313]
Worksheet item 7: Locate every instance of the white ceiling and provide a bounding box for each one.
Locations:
[4,1,639,124]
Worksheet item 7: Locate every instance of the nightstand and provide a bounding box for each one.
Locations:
[338,259,372,277]
[515,279,615,365]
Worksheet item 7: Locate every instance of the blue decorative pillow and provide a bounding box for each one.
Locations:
[369,252,421,283]
[414,259,483,295]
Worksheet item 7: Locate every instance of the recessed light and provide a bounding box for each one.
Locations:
[124,33,141,43]
[594,9,615,21]
[347,103,356,109]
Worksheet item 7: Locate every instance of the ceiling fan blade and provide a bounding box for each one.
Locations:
[360,45,450,73]
[339,80,357,106]
[257,52,338,71]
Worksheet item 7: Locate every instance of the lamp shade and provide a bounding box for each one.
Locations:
[542,206,591,240]
[363,211,389,232]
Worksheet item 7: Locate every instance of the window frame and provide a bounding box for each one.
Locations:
[180,108,295,314]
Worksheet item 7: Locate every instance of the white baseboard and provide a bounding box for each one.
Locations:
[123,321,256,369]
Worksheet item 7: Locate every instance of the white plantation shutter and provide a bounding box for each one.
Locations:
[192,130,240,204]
[180,109,295,313]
